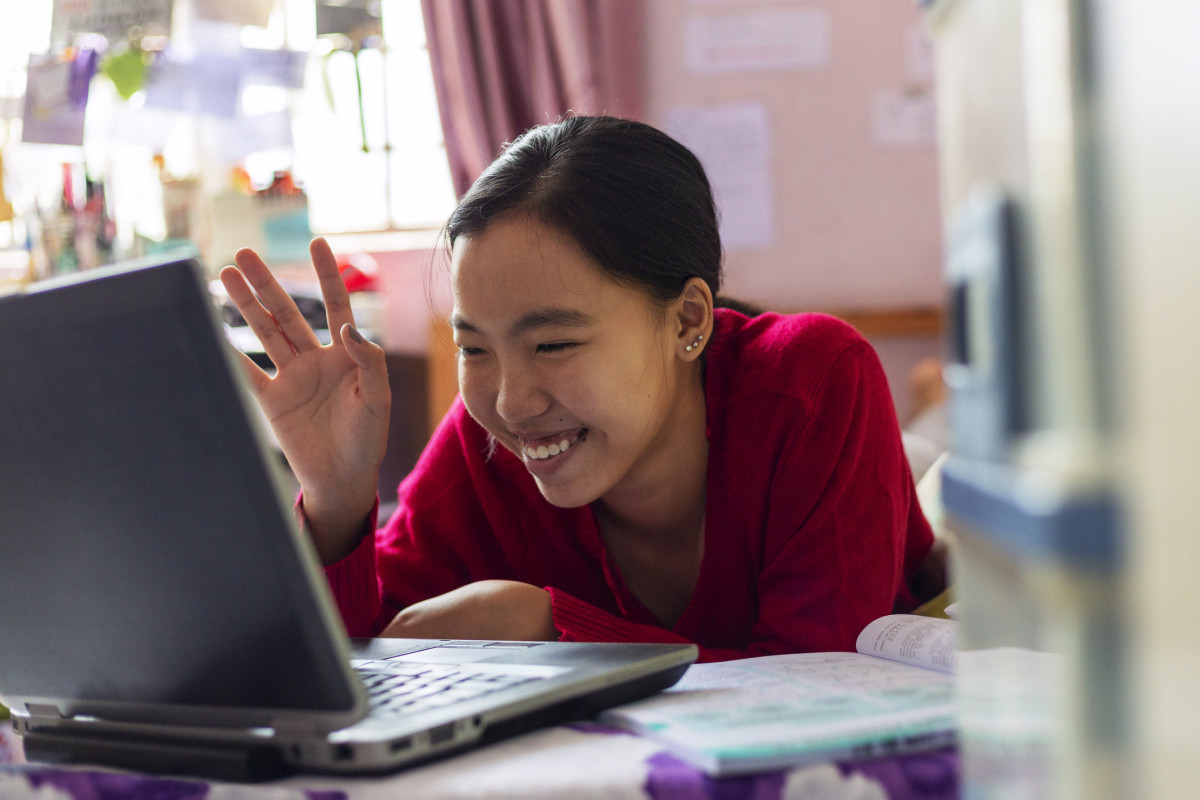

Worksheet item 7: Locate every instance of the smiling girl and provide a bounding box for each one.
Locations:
[220,116,938,663]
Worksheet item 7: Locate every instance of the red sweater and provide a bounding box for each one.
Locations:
[324,310,933,662]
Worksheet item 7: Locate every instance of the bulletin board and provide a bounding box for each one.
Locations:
[643,0,943,312]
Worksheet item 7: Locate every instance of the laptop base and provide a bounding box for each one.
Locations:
[20,727,295,783]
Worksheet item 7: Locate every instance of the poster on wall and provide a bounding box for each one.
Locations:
[51,0,173,43]
[906,26,936,84]
[872,90,938,148]
[193,0,273,27]
[213,110,294,163]
[21,58,86,146]
[143,54,242,118]
[241,48,308,90]
[685,9,829,75]
[664,102,776,251]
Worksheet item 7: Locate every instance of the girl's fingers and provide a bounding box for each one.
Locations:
[310,238,357,340]
[219,264,299,369]
[229,345,272,395]
[233,247,322,354]
[340,323,391,411]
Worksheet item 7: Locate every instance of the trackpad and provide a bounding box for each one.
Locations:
[389,647,506,663]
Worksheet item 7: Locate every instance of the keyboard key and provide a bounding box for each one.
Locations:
[355,663,545,718]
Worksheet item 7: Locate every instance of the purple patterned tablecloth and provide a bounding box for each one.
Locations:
[2,768,346,800]
[1,718,958,799]
[641,745,958,800]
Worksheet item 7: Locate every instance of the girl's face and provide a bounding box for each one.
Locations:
[451,217,693,509]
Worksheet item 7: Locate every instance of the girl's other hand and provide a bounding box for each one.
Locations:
[219,237,391,564]
[380,581,558,642]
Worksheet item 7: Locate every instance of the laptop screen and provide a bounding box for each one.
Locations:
[0,257,364,730]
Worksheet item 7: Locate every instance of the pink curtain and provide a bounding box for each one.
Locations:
[421,0,645,195]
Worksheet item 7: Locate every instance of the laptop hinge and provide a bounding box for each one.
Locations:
[24,703,65,718]
[269,717,322,737]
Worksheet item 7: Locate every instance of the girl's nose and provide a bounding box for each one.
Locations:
[494,364,549,424]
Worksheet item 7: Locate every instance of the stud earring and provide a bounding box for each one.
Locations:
[685,333,705,353]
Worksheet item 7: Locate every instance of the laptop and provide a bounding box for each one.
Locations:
[0,255,697,781]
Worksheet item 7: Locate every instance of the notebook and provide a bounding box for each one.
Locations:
[0,255,697,781]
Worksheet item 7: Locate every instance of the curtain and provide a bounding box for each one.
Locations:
[421,0,645,196]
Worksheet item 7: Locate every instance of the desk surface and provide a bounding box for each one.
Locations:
[1,717,957,800]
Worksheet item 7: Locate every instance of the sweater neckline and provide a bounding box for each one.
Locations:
[583,500,716,633]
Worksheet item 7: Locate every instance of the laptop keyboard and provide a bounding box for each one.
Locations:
[353,662,542,717]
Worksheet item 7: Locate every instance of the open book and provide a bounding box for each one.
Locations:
[600,614,957,776]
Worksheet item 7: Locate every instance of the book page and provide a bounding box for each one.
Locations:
[855,614,957,673]
[601,651,954,774]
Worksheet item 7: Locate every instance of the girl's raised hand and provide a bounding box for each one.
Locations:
[219,237,391,564]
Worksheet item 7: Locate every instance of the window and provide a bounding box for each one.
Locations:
[252,0,456,234]
[0,3,54,255]
[0,0,454,264]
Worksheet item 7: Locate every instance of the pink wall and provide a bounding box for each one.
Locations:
[640,0,946,420]
[374,247,451,356]
[376,2,947,421]
[643,0,944,312]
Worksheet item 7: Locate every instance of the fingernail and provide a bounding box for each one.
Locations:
[346,325,364,344]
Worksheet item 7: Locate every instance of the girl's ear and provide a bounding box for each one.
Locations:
[674,277,715,361]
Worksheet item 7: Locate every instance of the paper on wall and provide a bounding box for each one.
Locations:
[872,89,938,148]
[685,9,829,75]
[665,103,775,251]
[241,48,308,89]
[20,59,86,147]
[143,54,242,118]
[107,102,179,149]
[907,26,937,84]
[212,111,294,163]
[193,0,274,27]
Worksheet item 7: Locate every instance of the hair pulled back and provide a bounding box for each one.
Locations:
[446,116,723,305]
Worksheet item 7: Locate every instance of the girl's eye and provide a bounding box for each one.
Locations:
[537,342,578,354]
[457,346,485,357]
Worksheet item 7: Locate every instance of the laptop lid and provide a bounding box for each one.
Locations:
[0,255,368,735]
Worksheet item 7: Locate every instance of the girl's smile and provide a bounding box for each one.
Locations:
[518,427,584,461]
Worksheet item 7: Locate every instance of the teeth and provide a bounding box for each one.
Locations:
[524,437,574,460]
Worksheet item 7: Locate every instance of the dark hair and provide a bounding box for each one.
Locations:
[445,116,723,305]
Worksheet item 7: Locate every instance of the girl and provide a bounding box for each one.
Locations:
[220,116,937,663]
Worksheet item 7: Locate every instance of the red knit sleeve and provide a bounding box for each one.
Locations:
[307,497,394,637]
[749,340,933,653]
